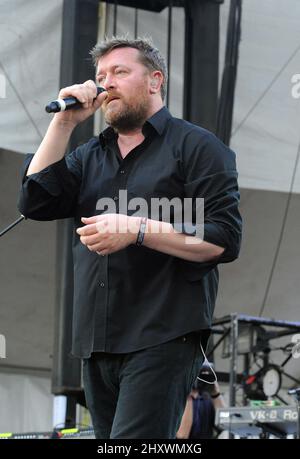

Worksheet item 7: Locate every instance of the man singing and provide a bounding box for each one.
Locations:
[18,37,242,439]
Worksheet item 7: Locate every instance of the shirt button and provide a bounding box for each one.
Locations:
[182,336,187,342]
[100,282,105,288]
[120,170,125,174]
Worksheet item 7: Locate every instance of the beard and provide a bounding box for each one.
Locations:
[103,92,150,132]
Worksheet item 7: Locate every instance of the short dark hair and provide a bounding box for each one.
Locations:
[90,36,168,101]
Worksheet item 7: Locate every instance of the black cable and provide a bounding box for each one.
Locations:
[134,8,138,39]
[113,0,118,36]
[217,9,300,319]
[259,137,300,317]
[231,42,300,138]
[0,61,43,140]
[0,215,25,238]
[216,0,242,145]
[230,41,300,319]
[166,0,173,108]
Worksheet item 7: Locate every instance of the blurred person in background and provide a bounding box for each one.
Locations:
[177,366,225,439]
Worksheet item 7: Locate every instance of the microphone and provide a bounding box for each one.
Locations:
[45,86,106,113]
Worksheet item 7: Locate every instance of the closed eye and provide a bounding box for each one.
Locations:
[115,69,127,76]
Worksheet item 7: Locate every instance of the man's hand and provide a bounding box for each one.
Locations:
[54,80,108,127]
[76,214,141,256]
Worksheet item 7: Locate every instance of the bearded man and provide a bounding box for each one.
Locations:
[18,37,242,439]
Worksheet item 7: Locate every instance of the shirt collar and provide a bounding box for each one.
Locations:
[99,106,172,148]
[145,106,172,135]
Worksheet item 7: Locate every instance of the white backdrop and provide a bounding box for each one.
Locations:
[0,372,52,432]
[0,0,62,154]
[1,0,300,193]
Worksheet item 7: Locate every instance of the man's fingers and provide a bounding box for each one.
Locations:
[81,215,110,223]
[93,90,108,109]
[87,241,107,251]
[77,220,107,237]
[83,79,97,93]
[81,215,108,228]
[59,80,106,110]
[81,233,102,245]
[59,84,89,105]
[82,80,100,108]
[77,222,98,236]
[81,216,99,223]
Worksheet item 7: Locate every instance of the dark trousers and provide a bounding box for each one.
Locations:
[82,331,204,439]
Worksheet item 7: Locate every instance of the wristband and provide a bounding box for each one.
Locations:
[136,217,147,246]
[211,392,221,399]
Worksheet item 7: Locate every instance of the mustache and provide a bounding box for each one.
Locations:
[104,93,121,104]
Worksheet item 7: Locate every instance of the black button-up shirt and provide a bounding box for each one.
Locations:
[18,107,242,358]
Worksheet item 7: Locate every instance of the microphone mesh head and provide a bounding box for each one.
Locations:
[45,102,60,113]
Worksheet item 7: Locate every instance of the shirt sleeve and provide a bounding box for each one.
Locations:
[182,130,242,265]
[17,145,83,221]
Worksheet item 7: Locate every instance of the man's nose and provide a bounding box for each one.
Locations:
[102,75,116,90]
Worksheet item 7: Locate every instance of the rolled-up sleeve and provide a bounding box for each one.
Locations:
[183,131,242,265]
[17,146,82,221]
